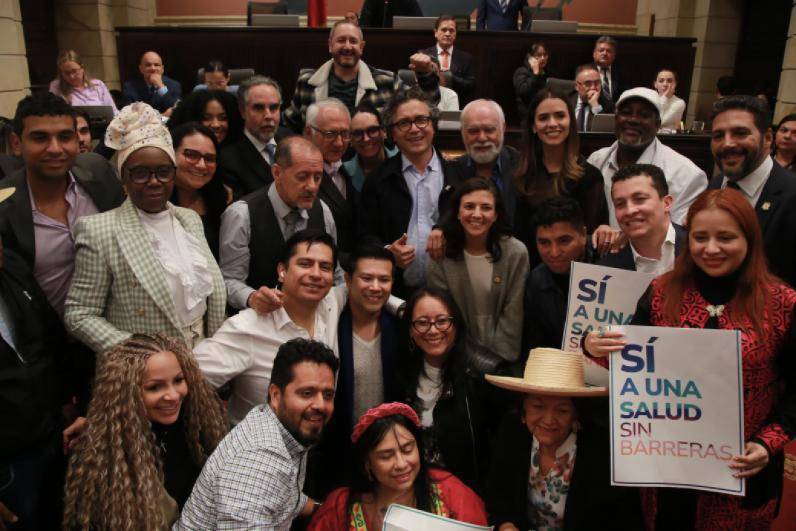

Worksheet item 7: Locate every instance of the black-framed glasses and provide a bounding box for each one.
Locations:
[180,148,217,165]
[126,165,176,184]
[391,115,432,132]
[411,315,454,334]
[310,126,351,141]
[351,125,383,141]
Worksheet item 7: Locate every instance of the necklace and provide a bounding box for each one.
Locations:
[706,304,725,317]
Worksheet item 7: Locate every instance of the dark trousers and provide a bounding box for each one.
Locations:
[0,436,63,531]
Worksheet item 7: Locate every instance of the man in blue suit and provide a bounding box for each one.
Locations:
[477,0,527,31]
[121,51,182,116]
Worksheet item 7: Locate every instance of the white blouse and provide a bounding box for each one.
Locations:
[137,204,214,327]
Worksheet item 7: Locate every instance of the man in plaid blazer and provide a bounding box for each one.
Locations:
[283,20,439,133]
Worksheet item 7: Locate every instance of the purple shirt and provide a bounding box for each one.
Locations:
[49,79,119,115]
[30,173,99,316]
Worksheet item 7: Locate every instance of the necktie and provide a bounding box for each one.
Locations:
[500,0,509,13]
[577,101,588,132]
[601,69,611,99]
[726,180,742,191]
[440,50,450,71]
[264,143,276,164]
[283,209,302,239]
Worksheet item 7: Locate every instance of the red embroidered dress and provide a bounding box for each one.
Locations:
[641,279,796,530]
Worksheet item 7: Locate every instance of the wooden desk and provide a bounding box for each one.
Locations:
[435,128,714,178]
[116,27,696,126]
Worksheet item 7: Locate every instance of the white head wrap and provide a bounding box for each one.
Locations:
[105,102,176,173]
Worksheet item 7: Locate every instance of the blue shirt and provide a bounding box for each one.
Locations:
[401,149,443,287]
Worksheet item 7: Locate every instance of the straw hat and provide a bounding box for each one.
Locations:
[486,348,607,397]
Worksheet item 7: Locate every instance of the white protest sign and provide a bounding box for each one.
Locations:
[609,325,744,495]
[561,262,656,386]
[382,505,492,531]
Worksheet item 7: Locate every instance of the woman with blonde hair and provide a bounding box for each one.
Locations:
[62,333,227,530]
[49,49,118,114]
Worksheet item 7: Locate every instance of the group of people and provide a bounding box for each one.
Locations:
[0,12,795,531]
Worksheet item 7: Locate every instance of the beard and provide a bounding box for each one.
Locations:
[467,141,501,164]
[717,140,764,180]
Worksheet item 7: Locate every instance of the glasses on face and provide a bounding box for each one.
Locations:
[351,125,383,141]
[391,115,432,132]
[411,315,454,334]
[180,148,217,165]
[577,79,601,89]
[311,126,351,141]
[126,165,176,184]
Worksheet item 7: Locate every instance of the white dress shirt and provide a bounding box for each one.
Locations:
[588,137,707,228]
[630,222,677,277]
[720,155,772,209]
[219,183,339,310]
[194,285,347,424]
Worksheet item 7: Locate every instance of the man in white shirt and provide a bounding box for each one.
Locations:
[598,163,686,274]
[197,229,342,424]
[304,99,357,257]
[588,87,707,228]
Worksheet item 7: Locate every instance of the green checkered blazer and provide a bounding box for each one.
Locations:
[64,199,226,353]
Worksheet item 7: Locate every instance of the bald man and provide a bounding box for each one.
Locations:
[121,50,183,114]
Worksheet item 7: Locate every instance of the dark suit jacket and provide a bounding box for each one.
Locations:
[709,163,796,287]
[486,411,643,530]
[476,0,527,30]
[568,90,616,131]
[318,165,359,256]
[358,151,467,293]
[121,75,182,113]
[0,153,125,269]
[454,146,520,224]
[598,223,686,271]
[219,128,291,200]
[0,155,23,180]
[594,64,623,103]
[359,0,422,27]
[420,45,475,100]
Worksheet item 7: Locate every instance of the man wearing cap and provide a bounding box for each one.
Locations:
[587,87,706,228]
[484,348,643,530]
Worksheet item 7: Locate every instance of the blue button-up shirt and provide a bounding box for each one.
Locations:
[401,150,444,287]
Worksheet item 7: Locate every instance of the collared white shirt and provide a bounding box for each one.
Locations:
[588,137,707,228]
[324,160,346,198]
[436,44,454,71]
[629,223,677,277]
[194,285,347,425]
[244,129,277,165]
[574,95,603,118]
[218,183,339,310]
[721,156,772,208]
[401,150,444,287]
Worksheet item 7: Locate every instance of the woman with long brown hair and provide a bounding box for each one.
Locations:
[513,88,614,263]
[49,49,118,114]
[584,188,796,530]
[62,333,227,530]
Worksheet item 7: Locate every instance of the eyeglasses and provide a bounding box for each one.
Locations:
[126,165,176,184]
[391,115,432,132]
[310,126,351,141]
[576,79,601,89]
[351,125,383,141]
[180,148,217,165]
[411,315,454,334]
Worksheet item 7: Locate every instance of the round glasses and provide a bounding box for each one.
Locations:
[411,315,454,334]
[180,148,217,165]
[391,115,432,132]
[126,165,176,185]
[310,126,351,141]
[351,125,383,141]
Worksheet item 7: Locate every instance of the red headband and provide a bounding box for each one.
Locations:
[350,402,421,443]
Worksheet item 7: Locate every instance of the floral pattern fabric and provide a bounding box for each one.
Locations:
[527,432,577,531]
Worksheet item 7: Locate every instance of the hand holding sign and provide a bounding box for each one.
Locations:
[584,328,627,358]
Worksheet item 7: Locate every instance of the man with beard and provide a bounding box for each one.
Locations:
[177,338,338,530]
[454,99,519,224]
[708,95,796,287]
[588,87,706,228]
[219,137,338,312]
[219,76,290,198]
[283,20,438,133]
[74,109,92,154]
